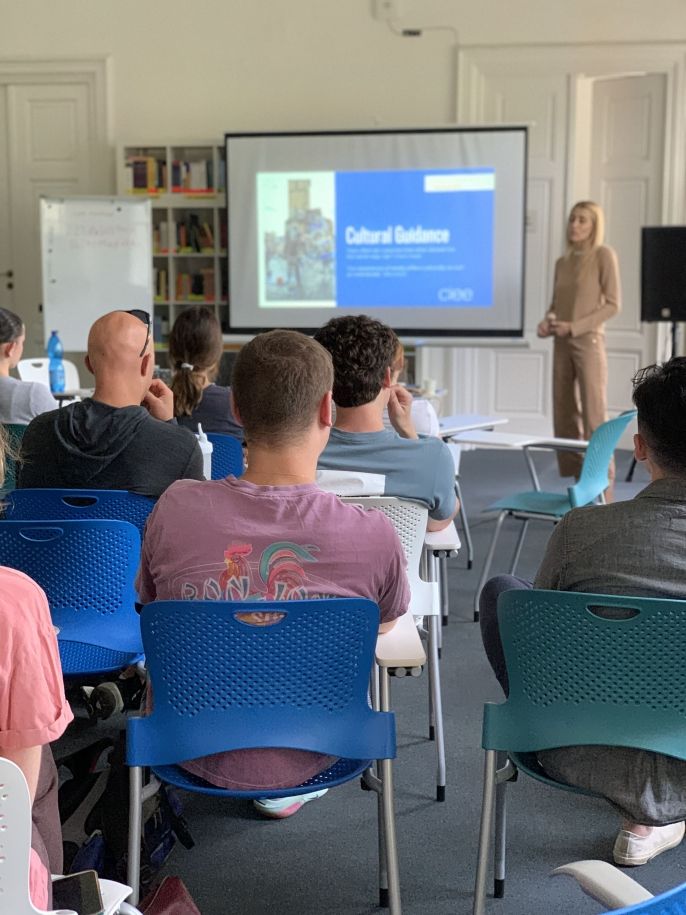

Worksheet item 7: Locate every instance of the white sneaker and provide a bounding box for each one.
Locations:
[253,788,328,819]
[613,821,685,866]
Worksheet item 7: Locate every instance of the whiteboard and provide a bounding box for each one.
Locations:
[40,196,153,351]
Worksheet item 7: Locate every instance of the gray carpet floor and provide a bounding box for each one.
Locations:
[57,449,686,914]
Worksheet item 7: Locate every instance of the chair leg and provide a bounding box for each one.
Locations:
[428,614,446,801]
[126,765,143,905]
[474,512,508,622]
[376,765,389,908]
[508,520,529,576]
[440,553,450,627]
[473,750,497,915]
[494,754,508,899]
[427,629,435,741]
[379,670,401,913]
[456,479,474,569]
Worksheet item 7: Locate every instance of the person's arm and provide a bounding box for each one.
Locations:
[568,247,621,337]
[181,440,205,481]
[29,383,58,416]
[1,745,41,802]
[538,259,561,337]
[427,442,458,530]
[388,384,418,440]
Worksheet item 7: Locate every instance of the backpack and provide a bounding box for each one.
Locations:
[58,735,194,892]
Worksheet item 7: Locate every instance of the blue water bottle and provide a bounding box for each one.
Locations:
[47,330,65,393]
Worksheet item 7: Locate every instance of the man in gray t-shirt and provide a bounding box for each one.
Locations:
[314,315,456,530]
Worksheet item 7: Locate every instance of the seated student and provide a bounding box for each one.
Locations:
[479,356,686,867]
[17,310,204,498]
[314,315,457,531]
[0,307,57,423]
[169,305,242,440]
[0,429,74,909]
[136,329,409,818]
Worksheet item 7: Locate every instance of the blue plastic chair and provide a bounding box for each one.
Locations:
[126,598,400,911]
[473,411,637,620]
[207,432,243,479]
[473,588,686,915]
[0,519,142,676]
[4,488,155,537]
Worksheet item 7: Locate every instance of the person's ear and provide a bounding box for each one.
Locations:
[141,351,153,378]
[319,390,333,428]
[230,390,244,427]
[84,354,94,377]
[382,366,392,389]
[2,341,14,360]
[634,432,649,462]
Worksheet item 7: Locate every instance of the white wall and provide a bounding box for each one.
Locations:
[1,0,685,143]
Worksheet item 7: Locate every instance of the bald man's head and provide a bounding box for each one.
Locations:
[86,310,154,402]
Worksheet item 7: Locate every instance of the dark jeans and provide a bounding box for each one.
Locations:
[478,574,533,696]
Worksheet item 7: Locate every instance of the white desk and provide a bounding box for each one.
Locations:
[451,429,589,490]
[438,413,508,441]
[375,609,426,669]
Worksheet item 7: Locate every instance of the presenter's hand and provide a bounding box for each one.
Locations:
[143,378,174,421]
[550,320,572,337]
[536,319,552,338]
[389,384,418,440]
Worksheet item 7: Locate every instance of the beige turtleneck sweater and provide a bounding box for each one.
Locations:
[548,245,621,337]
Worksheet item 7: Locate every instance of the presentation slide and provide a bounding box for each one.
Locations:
[226,128,526,337]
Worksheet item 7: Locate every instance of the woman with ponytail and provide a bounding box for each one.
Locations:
[0,308,57,423]
[169,306,242,439]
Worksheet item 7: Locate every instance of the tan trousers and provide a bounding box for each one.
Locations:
[552,333,612,480]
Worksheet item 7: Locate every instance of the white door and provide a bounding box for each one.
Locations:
[0,67,110,356]
[589,74,666,417]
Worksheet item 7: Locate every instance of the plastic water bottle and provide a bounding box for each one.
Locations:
[46,330,65,393]
[196,423,213,480]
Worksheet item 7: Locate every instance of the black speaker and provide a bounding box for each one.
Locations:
[641,226,686,322]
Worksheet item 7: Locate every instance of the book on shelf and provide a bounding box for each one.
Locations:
[125,154,165,193]
[175,269,216,301]
[153,267,168,301]
[171,158,214,194]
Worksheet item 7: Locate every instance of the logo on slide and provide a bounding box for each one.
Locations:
[438,287,474,303]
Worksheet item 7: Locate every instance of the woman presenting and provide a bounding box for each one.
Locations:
[537,200,621,478]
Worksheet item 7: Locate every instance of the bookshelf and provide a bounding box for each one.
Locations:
[117,142,227,357]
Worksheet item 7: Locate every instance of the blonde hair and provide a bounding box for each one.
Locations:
[567,200,605,251]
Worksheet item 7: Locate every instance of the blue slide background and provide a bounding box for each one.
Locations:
[334,168,494,308]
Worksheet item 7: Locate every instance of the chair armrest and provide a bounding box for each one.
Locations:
[375,611,426,668]
[424,521,461,553]
[552,861,653,909]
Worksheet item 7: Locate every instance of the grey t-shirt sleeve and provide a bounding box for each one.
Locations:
[29,383,58,417]
[429,441,458,521]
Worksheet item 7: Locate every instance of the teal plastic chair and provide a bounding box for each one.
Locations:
[473,588,686,915]
[473,411,637,620]
[1,423,27,494]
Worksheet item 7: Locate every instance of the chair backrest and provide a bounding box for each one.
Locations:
[207,432,243,480]
[0,757,75,914]
[4,488,155,536]
[569,411,637,508]
[483,589,686,762]
[0,519,141,654]
[1,423,27,493]
[17,358,80,390]
[341,496,436,618]
[127,598,395,767]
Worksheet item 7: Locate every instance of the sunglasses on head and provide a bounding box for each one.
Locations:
[122,309,151,358]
